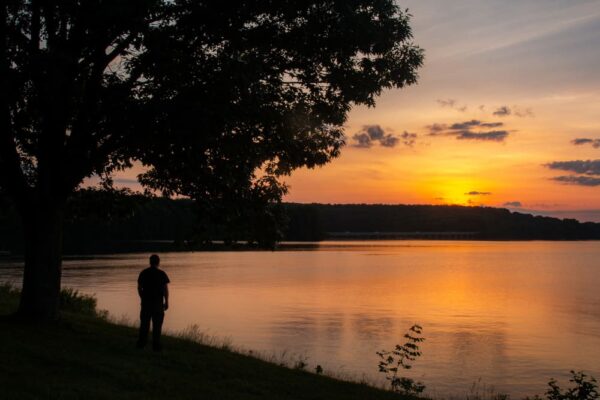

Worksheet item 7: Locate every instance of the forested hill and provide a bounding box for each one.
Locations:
[2,195,600,255]
[284,203,600,241]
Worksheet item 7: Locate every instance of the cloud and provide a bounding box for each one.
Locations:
[427,119,510,142]
[545,159,600,187]
[513,106,534,118]
[436,100,533,118]
[449,120,504,129]
[437,98,467,112]
[552,176,600,186]
[352,132,373,148]
[456,130,509,141]
[351,125,417,149]
[437,98,457,108]
[572,138,600,148]
[492,105,534,118]
[365,125,385,140]
[114,178,140,185]
[399,131,417,147]
[572,138,594,145]
[428,123,447,134]
[545,160,600,175]
[465,191,492,195]
[379,134,399,148]
[493,106,512,117]
[503,201,523,207]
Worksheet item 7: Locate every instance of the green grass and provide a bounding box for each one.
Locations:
[0,284,410,400]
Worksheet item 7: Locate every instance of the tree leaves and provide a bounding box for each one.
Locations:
[376,324,426,395]
[2,0,423,235]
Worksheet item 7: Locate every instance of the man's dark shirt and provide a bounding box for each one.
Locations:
[138,267,170,311]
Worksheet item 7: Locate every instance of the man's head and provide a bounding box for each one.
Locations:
[149,254,160,268]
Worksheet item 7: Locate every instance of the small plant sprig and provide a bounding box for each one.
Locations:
[376,324,426,395]
[526,371,598,400]
[546,371,598,400]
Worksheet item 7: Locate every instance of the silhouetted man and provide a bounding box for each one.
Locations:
[137,254,170,351]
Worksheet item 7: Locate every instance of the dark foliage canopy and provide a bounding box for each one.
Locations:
[1,0,424,212]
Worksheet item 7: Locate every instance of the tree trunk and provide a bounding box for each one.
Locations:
[17,201,65,321]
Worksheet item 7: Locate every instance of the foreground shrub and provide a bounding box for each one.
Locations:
[545,371,598,400]
[59,288,98,317]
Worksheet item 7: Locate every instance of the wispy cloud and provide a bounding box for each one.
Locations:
[436,98,467,112]
[493,106,511,117]
[399,131,418,147]
[503,201,523,207]
[465,191,492,196]
[493,105,534,118]
[513,106,534,118]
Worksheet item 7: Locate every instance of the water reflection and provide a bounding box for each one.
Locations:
[1,241,599,396]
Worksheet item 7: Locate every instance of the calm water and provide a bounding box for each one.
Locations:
[2,241,600,396]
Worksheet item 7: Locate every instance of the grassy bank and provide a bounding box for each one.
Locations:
[0,285,406,400]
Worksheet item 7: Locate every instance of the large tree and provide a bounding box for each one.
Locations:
[1,0,423,320]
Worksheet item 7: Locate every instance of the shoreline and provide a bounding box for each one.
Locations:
[0,285,409,400]
[2,238,600,260]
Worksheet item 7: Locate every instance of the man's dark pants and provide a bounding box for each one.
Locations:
[137,305,164,351]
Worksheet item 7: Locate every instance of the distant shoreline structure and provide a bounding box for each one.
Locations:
[326,231,480,240]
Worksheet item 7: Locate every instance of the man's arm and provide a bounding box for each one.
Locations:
[164,284,169,311]
[137,272,143,298]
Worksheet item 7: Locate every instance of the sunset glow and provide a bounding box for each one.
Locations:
[281,1,600,220]
[97,1,600,221]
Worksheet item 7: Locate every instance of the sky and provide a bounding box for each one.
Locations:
[284,0,600,221]
[105,1,600,222]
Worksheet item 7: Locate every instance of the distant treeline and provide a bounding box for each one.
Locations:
[0,193,198,255]
[2,193,600,255]
[284,203,600,240]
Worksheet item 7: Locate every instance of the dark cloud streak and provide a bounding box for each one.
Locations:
[456,130,508,141]
[572,138,600,148]
[552,176,600,186]
[449,120,504,129]
[493,105,534,118]
[427,119,510,142]
[545,159,600,187]
[351,125,417,149]
[545,160,600,175]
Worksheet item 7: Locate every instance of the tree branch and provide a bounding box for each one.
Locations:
[30,0,40,52]
[103,33,135,68]
[42,2,57,50]
[0,3,30,203]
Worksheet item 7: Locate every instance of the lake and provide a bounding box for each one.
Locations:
[2,241,600,397]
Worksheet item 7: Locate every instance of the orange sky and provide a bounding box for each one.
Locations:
[282,1,600,221]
